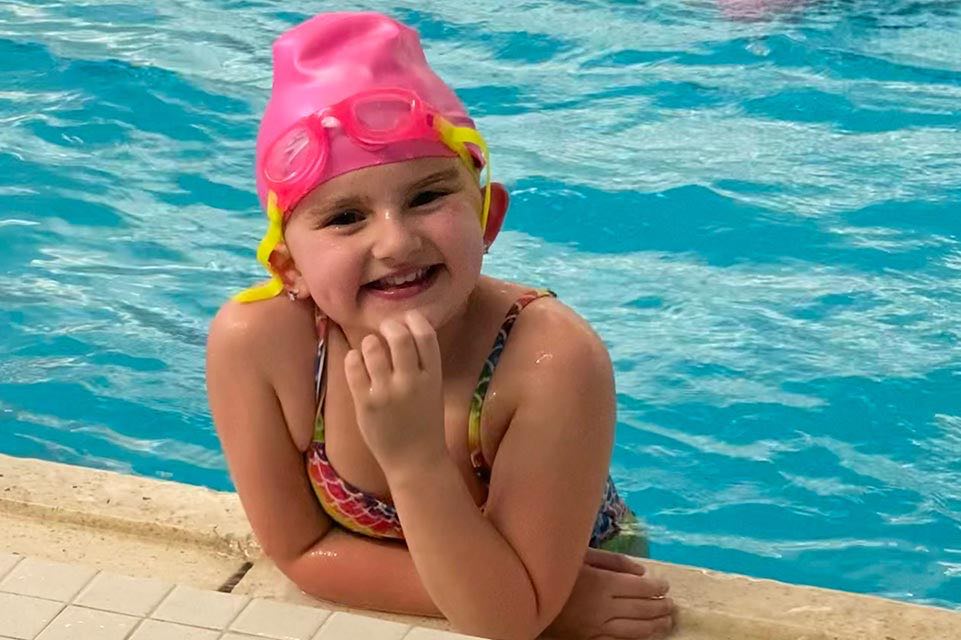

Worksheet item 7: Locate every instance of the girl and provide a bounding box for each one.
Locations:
[206,12,674,640]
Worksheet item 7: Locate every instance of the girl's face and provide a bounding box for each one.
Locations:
[282,156,486,334]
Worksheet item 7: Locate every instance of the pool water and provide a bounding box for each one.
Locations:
[2,0,959,609]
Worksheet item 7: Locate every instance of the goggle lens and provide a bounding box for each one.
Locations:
[264,126,322,184]
[350,96,416,144]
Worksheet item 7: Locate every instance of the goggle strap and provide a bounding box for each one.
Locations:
[233,191,287,303]
[437,122,492,233]
[433,118,474,167]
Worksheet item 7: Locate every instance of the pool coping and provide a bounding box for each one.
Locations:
[1,453,958,640]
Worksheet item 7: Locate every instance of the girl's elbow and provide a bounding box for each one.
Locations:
[279,551,339,603]
[457,619,547,640]
[447,599,550,640]
[268,533,337,600]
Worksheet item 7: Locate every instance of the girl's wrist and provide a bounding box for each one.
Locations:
[381,446,456,495]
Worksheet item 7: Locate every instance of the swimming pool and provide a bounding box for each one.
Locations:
[2,0,959,610]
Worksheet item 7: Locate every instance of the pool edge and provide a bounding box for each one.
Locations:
[1,453,958,640]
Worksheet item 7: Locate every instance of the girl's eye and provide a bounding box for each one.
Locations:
[325,210,363,227]
[410,190,451,208]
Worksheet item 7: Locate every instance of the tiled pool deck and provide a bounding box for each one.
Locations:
[0,553,473,640]
[1,453,959,640]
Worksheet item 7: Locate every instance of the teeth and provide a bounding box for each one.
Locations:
[379,268,428,287]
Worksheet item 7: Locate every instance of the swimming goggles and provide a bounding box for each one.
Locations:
[235,87,491,303]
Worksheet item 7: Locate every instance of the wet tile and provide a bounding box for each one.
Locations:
[36,605,138,640]
[0,556,96,602]
[129,619,221,640]
[152,585,249,629]
[0,592,64,640]
[0,554,21,580]
[312,612,409,640]
[74,571,174,617]
[228,599,329,639]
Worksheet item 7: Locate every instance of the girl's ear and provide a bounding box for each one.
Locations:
[268,242,310,299]
[483,182,509,248]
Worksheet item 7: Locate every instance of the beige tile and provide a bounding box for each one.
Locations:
[0,556,96,602]
[36,605,139,640]
[229,599,329,639]
[220,635,263,640]
[0,592,64,640]
[313,612,410,640]
[0,553,21,580]
[74,571,174,616]
[129,619,221,640]
[403,628,486,640]
[152,585,249,629]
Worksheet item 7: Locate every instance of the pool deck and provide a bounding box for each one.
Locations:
[1,453,958,640]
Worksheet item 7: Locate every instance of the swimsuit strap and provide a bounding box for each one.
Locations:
[468,289,557,482]
[312,289,557,467]
[313,308,329,441]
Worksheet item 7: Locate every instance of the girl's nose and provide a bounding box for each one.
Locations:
[370,210,422,262]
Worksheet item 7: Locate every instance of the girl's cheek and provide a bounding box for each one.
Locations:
[436,199,484,240]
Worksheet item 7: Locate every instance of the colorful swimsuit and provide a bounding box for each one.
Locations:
[305,290,646,553]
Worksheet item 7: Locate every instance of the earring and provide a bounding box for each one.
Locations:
[286,288,299,301]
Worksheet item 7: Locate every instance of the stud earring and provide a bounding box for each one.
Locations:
[286,288,299,301]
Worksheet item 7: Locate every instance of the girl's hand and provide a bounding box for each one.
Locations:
[545,548,675,640]
[344,310,448,475]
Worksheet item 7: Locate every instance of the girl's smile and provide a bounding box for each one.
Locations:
[363,264,443,299]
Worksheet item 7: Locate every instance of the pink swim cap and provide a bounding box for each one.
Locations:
[255,12,476,215]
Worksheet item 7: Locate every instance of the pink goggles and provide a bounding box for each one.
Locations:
[262,87,485,216]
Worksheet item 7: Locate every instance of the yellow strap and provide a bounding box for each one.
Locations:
[233,191,286,303]
[436,119,492,233]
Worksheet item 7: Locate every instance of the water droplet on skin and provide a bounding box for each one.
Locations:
[534,351,553,365]
[307,548,339,560]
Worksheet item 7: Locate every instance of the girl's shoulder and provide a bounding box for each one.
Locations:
[479,277,603,348]
[207,293,317,384]
[479,277,612,396]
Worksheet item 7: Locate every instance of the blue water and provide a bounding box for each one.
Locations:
[2,0,960,610]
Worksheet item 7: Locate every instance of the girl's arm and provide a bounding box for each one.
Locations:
[205,301,438,615]
[351,305,615,640]
[285,527,440,616]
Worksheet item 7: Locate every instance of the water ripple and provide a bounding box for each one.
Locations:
[1,0,959,610]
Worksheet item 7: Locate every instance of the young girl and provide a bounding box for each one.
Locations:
[207,12,674,640]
